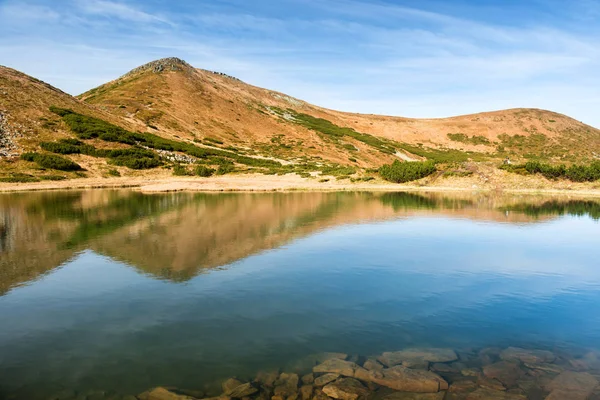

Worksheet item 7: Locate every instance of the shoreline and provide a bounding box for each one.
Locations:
[1,174,600,196]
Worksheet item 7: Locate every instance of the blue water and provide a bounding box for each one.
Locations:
[0,191,599,399]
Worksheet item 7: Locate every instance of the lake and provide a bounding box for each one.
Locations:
[1,190,600,400]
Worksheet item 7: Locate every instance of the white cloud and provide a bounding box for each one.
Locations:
[0,2,61,21]
[75,0,172,25]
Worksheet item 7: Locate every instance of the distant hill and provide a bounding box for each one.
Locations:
[1,57,599,182]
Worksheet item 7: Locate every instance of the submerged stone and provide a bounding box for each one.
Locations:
[354,366,448,393]
[313,359,364,377]
[226,383,258,398]
[299,385,313,400]
[256,371,280,388]
[141,387,200,400]
[378,349,458,367]
[314,373,340,386]
[301,374,315,385]
[322,378,369,400]
[482,361,523,387]
[379,392,445,400]
[464,388,526,399]
[363,359,384,372]
[274,373,300,398]
[499,347,555,364]
[222,379,244,394]
[544,371,598,399]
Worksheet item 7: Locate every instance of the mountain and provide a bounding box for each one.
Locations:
[79,57,600,164]
[1,57,599,183]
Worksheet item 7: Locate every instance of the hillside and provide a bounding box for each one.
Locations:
[80,57,600,164]
[1,57,600,185]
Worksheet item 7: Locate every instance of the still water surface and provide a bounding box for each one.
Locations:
[0,191,599,399]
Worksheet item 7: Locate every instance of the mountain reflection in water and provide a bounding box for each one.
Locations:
[1,190,598,293]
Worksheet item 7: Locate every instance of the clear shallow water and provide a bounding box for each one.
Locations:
[0,191,600,399]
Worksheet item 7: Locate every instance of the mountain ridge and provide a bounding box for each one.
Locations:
[1,58,600,183]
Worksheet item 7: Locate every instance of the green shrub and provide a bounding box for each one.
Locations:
[216,164,235,175]
[21,152,82,171]
[0,173,40,183]
[50,107,282,169]
[107,169,121,177]
[194,165,215,177]
[501,161,600,182]
[447,133,491,146]
[320,164,356,176]
[173,164,192,176]
[105,148,161,170]
[40,175,67,181]
[379,160,437,183]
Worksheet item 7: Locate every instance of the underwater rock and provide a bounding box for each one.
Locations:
[322,378,369,400]
[226,383,258,398]
[314,373,340,386]
[222,379,244,394]
[499,348,555,364]
[273,373,299,398]
[313,359,364,377]
[378,349,458,367]
[483,361,523,387]
[301,374,314,385]
[363,359,384,372]
[256,371,280,388]
[354,366,448,393]
[378,392,445,400]
[544,371,598,399]
[140,387,200,400]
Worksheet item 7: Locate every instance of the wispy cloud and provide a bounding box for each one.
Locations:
[75,0,172,25]
[0,0,599,126]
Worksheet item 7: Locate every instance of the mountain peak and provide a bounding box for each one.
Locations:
[124,57,193,77]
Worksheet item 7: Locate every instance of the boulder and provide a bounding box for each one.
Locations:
[477,377,505,392]
[223,379,244,394]
[378,349,458,367]
[482,361,523,387]
[256,371,280,388]
[322,378,369,400]
[314,373,340,386]
[274,373,300,398]
[312,388,331,400]
[464,388,526,399]
[363,359,385,372]
[523,362,563,374]
[499,348,555,364]
[289,353,348,372]
[300,385,313,400]
[354,366,448,393]
[301,374,314,385]
[447,379,478,393]
[544,371,598,399]
[313,359,364,377]
[379,392,445,400]
[142,387,199,400]
[226,383,258,398]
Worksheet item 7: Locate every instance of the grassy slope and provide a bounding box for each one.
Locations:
[2,58,600,183]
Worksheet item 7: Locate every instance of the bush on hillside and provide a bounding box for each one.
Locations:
[21,152,82,171]
[501,160,600,182]
[50,107,282,169]
[379,160,437,183]
[194,165,215,177]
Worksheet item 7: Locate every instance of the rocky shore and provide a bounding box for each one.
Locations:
[128,347,600,400]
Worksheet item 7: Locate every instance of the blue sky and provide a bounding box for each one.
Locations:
[1,0,599,127]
